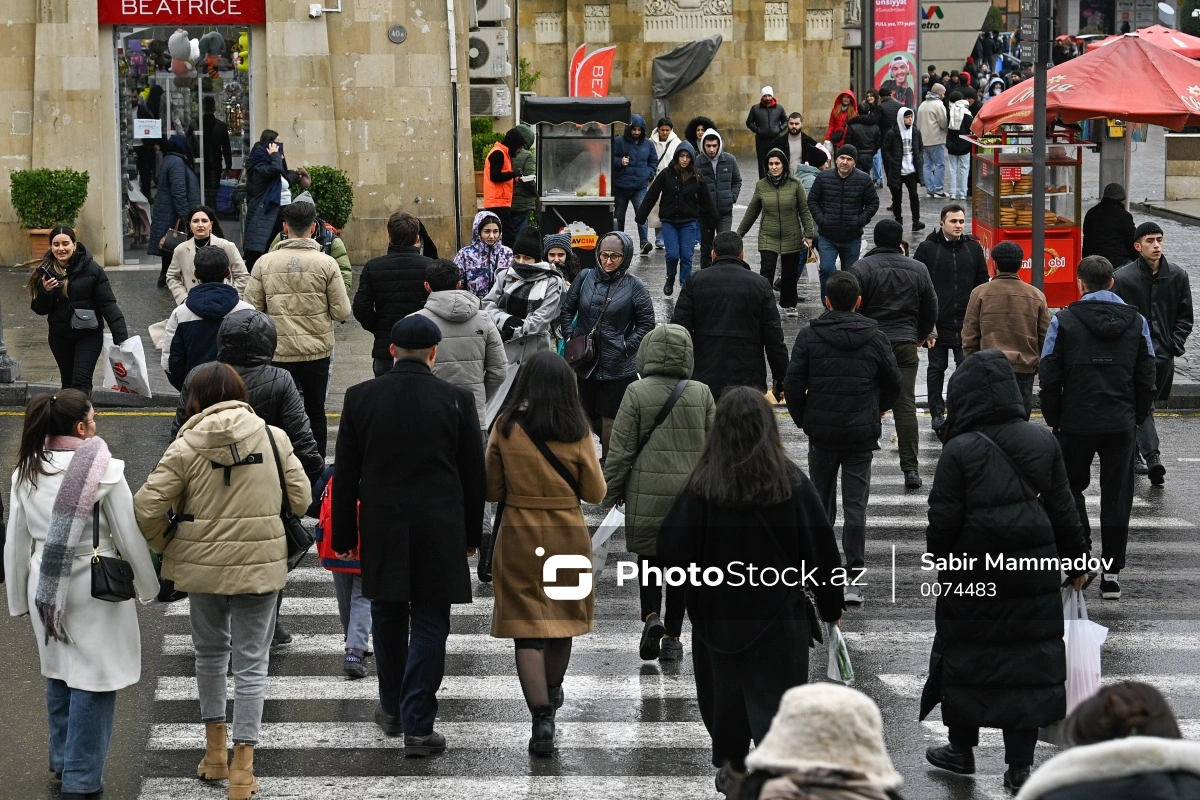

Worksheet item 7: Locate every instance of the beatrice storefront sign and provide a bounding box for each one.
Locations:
[98,0,266,25]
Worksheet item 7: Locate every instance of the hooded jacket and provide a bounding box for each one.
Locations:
[882,107,924,184]
[241,141,285,254]
[171,310,324,479]
[848,246,939,345]
[737,148,815,255]
[612,114,659,192]
[845,111,881,161]
[946,99,974,156]
[807,161,880,243]
[245,237,353,362]
[1015,737,1200,800]
[148,136,201,257]
[30,243,129,343]
[825,90,858,147]
[696,129,743,218]
[1081,199,1138,270]
[962,273,1051,374]
[455,210,514,299]
[916,92,949,146]
[161,281,254,389]
[135,400,312,596]
[746,101,788,142]
[560,232,656,381]
[1113,255,1194,365]
[920,351,1087,733]
[601,324,715,556]
[784,310,902,452]
[482,261,565,366]
[415,290,508,429]
[636,142,718,226]
[354,242,434,360]
[649,126,682,177]
[1039,291,1157,434]
[912,229,990,343]
[670,254,788,396]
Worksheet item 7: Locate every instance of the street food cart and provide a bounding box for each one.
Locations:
[521,96,632,271]
[969,129,1089,307]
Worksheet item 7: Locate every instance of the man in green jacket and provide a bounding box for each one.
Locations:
[510,126,537,238]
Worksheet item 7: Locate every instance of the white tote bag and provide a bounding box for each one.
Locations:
[592,505,624,575]
[102,333,153,397]
[1064,587,1107,714]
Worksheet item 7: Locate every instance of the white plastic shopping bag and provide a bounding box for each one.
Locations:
[1064,587,1107,714]
[826,622,854,685]
[592,505,624,574]
[102,333,153,397]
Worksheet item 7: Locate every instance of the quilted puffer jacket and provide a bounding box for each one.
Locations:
[602,324,714,556]
[171,309,324,479]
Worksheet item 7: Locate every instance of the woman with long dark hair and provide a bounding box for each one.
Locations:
[242,129,286,270]
[5,390,158,799]
[27,226,130,395]
[165,204,249,305]
[486,350,606,756]
[148,133,201,287]
[659,387,843,798]
[636,142,717,295]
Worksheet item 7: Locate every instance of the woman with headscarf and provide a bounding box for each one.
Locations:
[455,210,514,300]
[737,148,815,315]
[148,133,201,288]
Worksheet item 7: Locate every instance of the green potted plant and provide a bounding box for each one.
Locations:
[472,116,503,197]
[9,168,90,260]
[305,165,354,231]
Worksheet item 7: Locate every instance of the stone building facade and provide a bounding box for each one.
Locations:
[519,0,851,156]
[0,0,475,266]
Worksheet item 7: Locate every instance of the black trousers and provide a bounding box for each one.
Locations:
[1136,357,1174,458]
[759,251,804,308]
[927,342,964,418]
[483,206,515,248]
[637,555,685,637]
[949,725,1038,767]
[275,357,332,457]
[755,138,775,179]
[370,599,451,736]
[889,172,921,225]
[1015,372,1035,420]
[1058,429,1137,572]
[692,616,809,772]
[48,331,104,395]
[699,213,733,270]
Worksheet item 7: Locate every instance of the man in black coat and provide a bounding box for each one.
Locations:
[1112,222,1194,484]
[849,219,939,490]
[332,315,486,755]
[912,204,989,431]
[921,350,1088,794]
[770,113,829,169]
[1082,184,1138,269]
[745,86,788,179]
[807,145,880,302]
[353,212,433,376]
[671,231,788,399]
[1040,256,1156,601]
[877,86,903,140]
[783,271,902,605]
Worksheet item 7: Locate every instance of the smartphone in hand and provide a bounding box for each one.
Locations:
[39,265,58,284]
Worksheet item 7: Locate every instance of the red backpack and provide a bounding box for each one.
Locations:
[314,475,361,574]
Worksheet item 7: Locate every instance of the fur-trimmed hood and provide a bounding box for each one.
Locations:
[1016,738,1200,799]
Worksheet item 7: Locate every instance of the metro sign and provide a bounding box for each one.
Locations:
[920,5,945,29]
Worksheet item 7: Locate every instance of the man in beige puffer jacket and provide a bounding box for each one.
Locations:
[246,201,352,457]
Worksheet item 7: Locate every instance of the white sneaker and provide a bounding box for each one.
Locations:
[844,586,864,606]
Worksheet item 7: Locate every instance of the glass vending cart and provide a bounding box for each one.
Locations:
[522,96,631,271]
[969,129,1088,307]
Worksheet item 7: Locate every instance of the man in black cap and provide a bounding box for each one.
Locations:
[807,144,879,303]
[1082,183,1137,269]
[1113,222,1194,484]
[849,219,938,489]
[332,314,486,755]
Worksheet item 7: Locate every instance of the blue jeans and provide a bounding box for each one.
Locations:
[923,144,946,193]
[872,150,883,183]
[47,678,116,795]
[815,236,862,303]
[947,153,970,197]
[372,599,452,735]
[662,219,700,285]
[334,572,373,653]
[614,187,650,246]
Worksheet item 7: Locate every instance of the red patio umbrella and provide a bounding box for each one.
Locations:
[973,34,1200,133]
[1088,26,1200,58]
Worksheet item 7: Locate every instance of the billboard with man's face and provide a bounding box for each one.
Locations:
[875,0,919,107]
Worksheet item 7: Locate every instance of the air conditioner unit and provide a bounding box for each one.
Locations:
[476,0,511,23]
[470,84,512,117]
[468,28,511,79]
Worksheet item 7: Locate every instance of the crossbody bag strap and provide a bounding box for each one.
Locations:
[264,425,295,516]
[972,431,1038,500]
[528,434,583,499]
[630,378,689,467]
[91,501,100,556]
[587,273,624,336]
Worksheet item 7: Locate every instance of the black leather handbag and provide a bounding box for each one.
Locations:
[265,425,314,571]
[90,503,136,603]
[70,307,99,331]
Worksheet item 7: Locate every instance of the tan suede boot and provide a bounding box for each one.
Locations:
[196,722,229,780]
[227,742,259,800]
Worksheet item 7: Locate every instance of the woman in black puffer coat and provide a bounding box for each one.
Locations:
[559,231,655,459]
[921,350,1089,795]
[846,103,882,175]
[147,134,201,286]
[28,227,129,395]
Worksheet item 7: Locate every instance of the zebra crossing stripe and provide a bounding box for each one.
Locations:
[145,721,712,750]
[921,719,1200,743]
[883,673,1200,697]
[160,631,673,655]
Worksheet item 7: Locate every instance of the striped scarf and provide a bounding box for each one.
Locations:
[34,435,111,644]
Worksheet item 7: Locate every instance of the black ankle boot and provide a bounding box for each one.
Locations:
[926,742,976,774]
[529,704,555,756]
[549,685,564,714]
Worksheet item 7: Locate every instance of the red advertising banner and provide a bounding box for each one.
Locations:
[568,44,587,97]
[98,0,266,25]
[873,0,919,108]
[575,46,616,98]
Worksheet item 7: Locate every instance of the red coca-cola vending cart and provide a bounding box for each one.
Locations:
[968,129,1089,307]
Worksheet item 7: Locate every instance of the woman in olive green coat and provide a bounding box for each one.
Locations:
[736,148,816,315]
[602,323,714,662]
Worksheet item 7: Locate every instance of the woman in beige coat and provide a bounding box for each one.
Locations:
[135,362,310,800]
[486,350,605,756]
[166,205,250,305]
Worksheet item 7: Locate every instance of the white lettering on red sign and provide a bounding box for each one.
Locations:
[102,0,257,23]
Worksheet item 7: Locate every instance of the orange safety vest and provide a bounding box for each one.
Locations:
[482,142,514,209]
